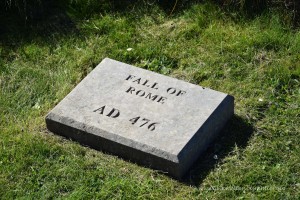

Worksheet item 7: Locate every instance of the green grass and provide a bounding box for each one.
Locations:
[1,1,299,199]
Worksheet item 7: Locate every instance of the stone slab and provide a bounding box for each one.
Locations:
[46,58,234,178]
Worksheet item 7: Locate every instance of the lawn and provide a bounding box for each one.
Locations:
[0,0,299,199]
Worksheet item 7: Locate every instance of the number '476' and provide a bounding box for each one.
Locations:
[129,116,158,131]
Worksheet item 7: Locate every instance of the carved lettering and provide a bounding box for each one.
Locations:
[93,106,105,114]
[136,90,146,97]
[167,87,176,94]
[133,78,141,84]
[125,86,167,104]
[126,74,136,81]
[167,87,186,97]
[125,74,159,90]
[157,96,167,104]
[93,105,120,118]
[151,82,159,90]
[125,74,187,105]
[106,108,120,118]
[129,116,158,131]
[90,74,191,132]
[126,86,135,94]
[145,93,158,101]
[176,90,186,96]
[142,79,150,86]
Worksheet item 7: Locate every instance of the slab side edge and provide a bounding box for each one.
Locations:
[45,115,182,178]
[176,95,234,177]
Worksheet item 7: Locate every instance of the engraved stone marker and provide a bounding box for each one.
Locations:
[46,58,234,178]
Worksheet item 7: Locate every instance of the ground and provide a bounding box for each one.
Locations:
[0,1,299,199]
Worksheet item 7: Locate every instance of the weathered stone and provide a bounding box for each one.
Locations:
[46,58,234,178]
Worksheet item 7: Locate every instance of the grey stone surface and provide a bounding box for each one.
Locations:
[46,58,234,178]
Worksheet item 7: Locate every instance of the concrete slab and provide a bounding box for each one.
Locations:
[46,58,234,178]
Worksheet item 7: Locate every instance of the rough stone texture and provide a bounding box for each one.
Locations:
[46,58,234,178]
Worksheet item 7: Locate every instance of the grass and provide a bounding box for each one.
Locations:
[1,1,299,199]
